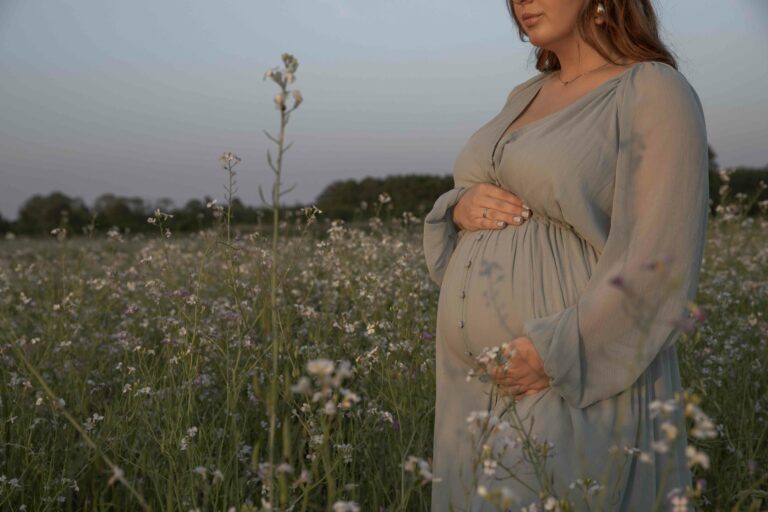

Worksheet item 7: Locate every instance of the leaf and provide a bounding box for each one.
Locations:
[263,129,280,144]
[258,184,272,208]
[281,182,297,196]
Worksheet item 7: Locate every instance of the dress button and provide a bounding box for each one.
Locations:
[465,350,473,357]
[458,320,464,328]
[460,290,465,299]
[466,260,472,268]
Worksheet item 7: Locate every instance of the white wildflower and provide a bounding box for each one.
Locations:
[686,445,710,469]
[307,358,335,377]
[332,501,359,512]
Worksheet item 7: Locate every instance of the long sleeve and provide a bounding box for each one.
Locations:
[423,186,470,286]
[521,62,710,409]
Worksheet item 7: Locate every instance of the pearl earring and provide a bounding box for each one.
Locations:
[596,2,606,15]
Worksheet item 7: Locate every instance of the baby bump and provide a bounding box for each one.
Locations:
[437,215,601,366]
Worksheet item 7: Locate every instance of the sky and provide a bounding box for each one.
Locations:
[1,0,767,221]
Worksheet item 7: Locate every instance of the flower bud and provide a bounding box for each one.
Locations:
[291,89,303,108]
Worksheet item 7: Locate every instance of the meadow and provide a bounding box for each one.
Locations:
[1,54,767,511]
[1,177,766,511]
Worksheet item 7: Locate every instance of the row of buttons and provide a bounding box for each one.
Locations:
[458,231,486,358]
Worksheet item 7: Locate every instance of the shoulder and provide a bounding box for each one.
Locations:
[620,61,703,115]
[505,70,550,102]
[618,60,706,129]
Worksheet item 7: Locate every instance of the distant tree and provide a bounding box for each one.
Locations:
[174,197,215,231]
[706,145,768,215]
[315,174,454,221]
[0,212,10,235]
[15,191,91,235]
[708,144,720,213]
[152,197,175,213]
[708,144,719,174]
[93,193,150,232]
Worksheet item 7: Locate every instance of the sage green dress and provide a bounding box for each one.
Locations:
[423,61,708,511]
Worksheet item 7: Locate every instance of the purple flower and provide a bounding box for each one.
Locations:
[690,303,706,322]
[643,260,659,271]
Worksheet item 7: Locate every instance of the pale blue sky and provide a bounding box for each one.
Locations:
[1,0,766,221]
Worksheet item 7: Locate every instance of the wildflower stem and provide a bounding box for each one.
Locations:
[265,53,300,510]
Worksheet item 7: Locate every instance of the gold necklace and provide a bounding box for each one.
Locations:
[557,61,612,86]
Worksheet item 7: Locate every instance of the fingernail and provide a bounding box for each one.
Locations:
[496,220,505,227]
[522,204,529,209]
[521,210,530,219]
[513,216,522,223]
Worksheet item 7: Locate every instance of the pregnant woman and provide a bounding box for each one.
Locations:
[423,0,708,510]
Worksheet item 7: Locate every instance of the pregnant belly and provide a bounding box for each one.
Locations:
[436,214,601,366]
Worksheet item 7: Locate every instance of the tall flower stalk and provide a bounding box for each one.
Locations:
[262,52,304,508]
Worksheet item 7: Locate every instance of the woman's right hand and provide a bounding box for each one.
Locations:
[451,183,531,232]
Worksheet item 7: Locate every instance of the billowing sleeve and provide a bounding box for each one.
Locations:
[521,62,710,409]
[423,186,470,286]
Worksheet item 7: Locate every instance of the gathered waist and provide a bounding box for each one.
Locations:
[455,210,582,246]
[527,211,576,232]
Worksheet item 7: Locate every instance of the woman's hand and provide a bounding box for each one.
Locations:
[452,183,531,232]
[490,336,551,400]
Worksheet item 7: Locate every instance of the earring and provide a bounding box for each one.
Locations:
[596,2,606,15]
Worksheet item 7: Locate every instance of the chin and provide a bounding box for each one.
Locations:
[526,32,549,47]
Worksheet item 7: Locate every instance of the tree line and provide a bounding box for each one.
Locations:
[1,145,766,237]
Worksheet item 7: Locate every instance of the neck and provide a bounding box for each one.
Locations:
[547,34,624,81]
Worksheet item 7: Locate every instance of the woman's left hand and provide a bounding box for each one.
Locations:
[490,336,551,400]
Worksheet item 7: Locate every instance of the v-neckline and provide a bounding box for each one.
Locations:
[490,61,646,168]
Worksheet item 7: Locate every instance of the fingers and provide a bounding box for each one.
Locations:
[484,185,530,212]
[496,372,538,388]
[482,182,525,208]
[491,363,550,397]
[477,201,531,227]
[498,383,550,399]
[491,347,552,399]
[460,184,532,231]
[475,207,527,229]
[477,217,509,230]
[485,195,530,216]
[491,359,535,382]
[490,365,536,387]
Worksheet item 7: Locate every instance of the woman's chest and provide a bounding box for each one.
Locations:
[453,95,620,215]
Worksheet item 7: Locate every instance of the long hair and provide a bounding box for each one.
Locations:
[506,0,678,71]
